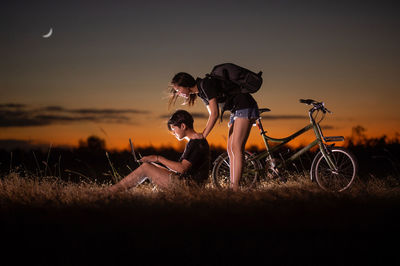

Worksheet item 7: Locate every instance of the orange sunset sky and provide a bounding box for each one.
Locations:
[1,0,399,151]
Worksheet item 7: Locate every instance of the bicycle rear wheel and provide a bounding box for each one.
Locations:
[312,147,358,192]
[211,151,262,189]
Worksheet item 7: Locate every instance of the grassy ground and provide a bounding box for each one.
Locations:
[1,173,400,265]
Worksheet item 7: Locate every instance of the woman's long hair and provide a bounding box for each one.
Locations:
[169,72,197,108]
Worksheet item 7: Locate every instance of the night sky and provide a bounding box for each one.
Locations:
[1,0,399,150]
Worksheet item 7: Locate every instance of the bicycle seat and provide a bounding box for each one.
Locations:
[259,108,271,114]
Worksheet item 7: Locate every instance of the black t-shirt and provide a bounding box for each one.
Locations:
[196,77,258,112]
[179,138,210,183]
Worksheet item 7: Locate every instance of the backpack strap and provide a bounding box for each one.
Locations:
[198,78,206,98]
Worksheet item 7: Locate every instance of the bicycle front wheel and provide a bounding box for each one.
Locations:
[312,147,358,192]
[211,151,262,189]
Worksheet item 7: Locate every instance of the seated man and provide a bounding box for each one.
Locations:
[108,110,210,192]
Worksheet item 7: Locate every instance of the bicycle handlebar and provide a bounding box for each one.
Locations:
[299,99,332,114]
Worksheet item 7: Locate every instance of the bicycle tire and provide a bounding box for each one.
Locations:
[211,151,262,189]
[311,147,358,192]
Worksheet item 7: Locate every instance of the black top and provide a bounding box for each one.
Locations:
[179,138,210,183]
[196,77,258,112]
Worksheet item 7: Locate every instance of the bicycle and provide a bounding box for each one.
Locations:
[211,99,358,192]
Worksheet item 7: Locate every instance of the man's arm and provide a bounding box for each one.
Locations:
[140,155,191,174]
[158,156,192,174]
[202,98,219,138]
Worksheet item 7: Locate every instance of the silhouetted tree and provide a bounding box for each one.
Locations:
[349,125,367,146]
[78,135,106,152]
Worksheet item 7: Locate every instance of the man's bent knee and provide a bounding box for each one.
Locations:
[136,162,153,175]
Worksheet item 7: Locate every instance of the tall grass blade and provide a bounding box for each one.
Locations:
[129,138,141,166]
[44,143,52,176]
[9,152,13,174]
[106,152,121,183]
[32,151,42,178]
[42,161,53,176]
[298,155,308,177]
[65,169,91,182]
[58,155,62,179]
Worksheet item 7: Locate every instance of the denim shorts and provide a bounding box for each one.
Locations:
[228,107,260,127]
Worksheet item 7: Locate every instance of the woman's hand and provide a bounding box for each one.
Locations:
[193,132,205,139]
[139,155,158,163]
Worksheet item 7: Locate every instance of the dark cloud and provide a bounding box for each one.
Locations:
[42,106,65,112]
[0,103,26,108]
[0,117,49,127]
[159,112,209,120]
[71,109,149,115]
[37,106,149,115]
[0,103,150,127]
[260,115,308,120]
[160,113,308,121]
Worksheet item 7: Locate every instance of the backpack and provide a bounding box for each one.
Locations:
[205,63,263,94]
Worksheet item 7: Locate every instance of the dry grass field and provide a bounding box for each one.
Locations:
[1,173,400,265]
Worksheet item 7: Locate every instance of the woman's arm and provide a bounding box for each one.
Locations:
[140,155,191,174]
[202,98,219,138]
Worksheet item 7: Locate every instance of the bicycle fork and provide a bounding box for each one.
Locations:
[314,123,339,173]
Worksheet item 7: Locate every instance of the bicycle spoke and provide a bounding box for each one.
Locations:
[222,159,230,168]
[314,148,357,192]
[212,152,261,189]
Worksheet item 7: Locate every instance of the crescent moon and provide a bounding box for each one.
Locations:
[42,28,53,38]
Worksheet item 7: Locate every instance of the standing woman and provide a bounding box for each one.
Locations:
[169,72,259,191]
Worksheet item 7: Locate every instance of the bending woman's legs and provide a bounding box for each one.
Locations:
[227,118,253,191]
[108,162,172,192]
[227,125,234,182]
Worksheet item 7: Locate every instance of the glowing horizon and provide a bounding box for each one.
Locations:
[1,1,399,151]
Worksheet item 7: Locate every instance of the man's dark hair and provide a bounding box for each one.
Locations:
[167,109,194,131]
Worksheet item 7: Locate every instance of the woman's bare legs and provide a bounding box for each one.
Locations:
[227,118,253,191]
[227,125,235,183]
[108,162,172,193]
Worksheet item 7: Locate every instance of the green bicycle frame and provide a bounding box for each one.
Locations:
[250,111,338,171]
